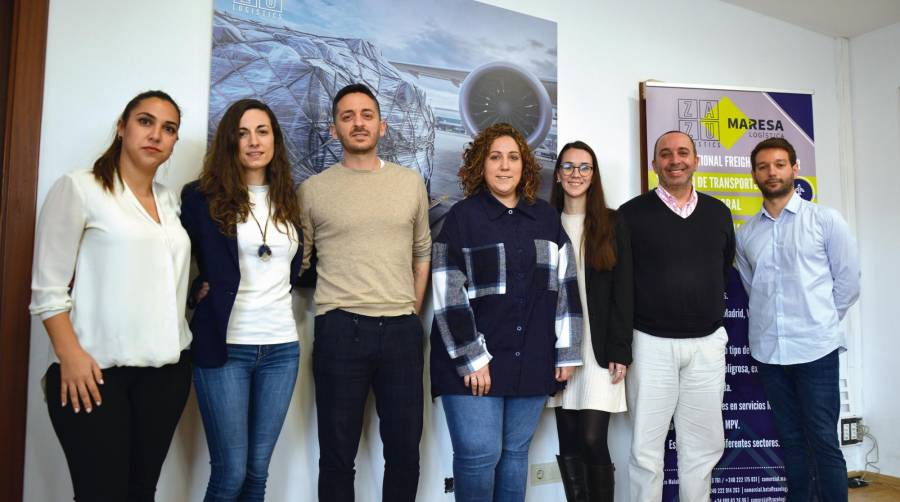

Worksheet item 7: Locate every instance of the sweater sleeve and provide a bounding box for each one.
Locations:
[723,204,737,282]
[29,173,87,320]
[431,209,492,376]
[734,225,753,297]
[298,180,315,273]
[411,176,432,261]
[606,214,634,365]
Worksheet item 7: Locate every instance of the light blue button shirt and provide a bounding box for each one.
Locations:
[735,192,860,365]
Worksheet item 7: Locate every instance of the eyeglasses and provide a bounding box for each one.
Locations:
[560,162,593,176]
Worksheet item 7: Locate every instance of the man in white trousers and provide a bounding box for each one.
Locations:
[619,130,735,501]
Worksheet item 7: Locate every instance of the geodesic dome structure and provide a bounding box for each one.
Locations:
[208,11,435,185]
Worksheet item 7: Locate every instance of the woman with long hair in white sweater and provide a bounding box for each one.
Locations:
[547,141,634,502]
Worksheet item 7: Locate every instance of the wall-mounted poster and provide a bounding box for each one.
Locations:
[641,81,817,501]
[208,0,558,226]
[641,82,817,222]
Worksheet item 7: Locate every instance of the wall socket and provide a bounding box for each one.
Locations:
[840,416,863,446]
[530,461,561,485]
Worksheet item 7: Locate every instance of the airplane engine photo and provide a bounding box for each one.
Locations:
[458,61,554,149]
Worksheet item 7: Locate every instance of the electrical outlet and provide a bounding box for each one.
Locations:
[840,416,863,446]
[531,461,561,485]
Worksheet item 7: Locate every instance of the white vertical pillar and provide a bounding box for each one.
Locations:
[834,35,863,470]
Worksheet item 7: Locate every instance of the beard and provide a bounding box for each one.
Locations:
[757,177,795,199]
[337,128,378,155]
[341,141,377,155]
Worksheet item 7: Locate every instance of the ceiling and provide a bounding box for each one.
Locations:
[721,0,900,38]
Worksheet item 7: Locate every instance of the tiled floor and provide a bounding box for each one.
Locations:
[849,478,900,501]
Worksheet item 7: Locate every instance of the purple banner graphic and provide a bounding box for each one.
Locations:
[643,83,815,501]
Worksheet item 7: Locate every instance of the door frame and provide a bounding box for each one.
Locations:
[0,0,49,499]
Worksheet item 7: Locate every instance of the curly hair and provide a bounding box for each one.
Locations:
[550,141,617,271]
[199,99,301,237]
[457,123,541,203]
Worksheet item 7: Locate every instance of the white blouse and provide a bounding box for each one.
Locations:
[29,170,192,369]
[226,185,299,345]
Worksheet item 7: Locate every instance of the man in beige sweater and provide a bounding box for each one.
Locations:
[298,83,431,502]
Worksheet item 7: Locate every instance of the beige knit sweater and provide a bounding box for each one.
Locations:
[298,161,431,316]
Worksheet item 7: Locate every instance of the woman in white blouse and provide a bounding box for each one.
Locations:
[180,99,303,501]
[546,141,633,502]
[30,90,192,500]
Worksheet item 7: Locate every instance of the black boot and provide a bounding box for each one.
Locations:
[584,463,615,502]
[557,455,588,502]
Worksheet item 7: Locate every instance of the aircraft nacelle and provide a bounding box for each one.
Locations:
[458,61,554,149]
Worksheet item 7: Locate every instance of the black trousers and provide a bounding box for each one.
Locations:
[313,309,424,502]
[45,351,191,502]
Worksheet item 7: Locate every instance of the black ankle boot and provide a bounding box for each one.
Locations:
[557,455,588,502]
[584,463,614,502]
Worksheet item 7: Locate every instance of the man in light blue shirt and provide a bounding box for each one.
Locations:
[736,137,860,502]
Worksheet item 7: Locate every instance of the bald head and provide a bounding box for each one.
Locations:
[653,130,696,161]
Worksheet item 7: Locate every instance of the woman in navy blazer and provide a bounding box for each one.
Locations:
[180,99,303,501]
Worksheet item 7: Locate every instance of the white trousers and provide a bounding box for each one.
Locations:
[626,327,727,502]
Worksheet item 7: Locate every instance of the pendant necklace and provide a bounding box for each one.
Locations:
[248,203,272,262]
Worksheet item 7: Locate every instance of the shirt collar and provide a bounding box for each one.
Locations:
[656,184,696,207]
[655,184,698,218]
[760,191,802,221]
[477,189,537,220]
[785,191,802,213]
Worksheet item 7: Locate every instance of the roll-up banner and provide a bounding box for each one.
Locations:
[640,81,816,501]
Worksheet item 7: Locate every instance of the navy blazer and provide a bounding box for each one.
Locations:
[180,181,303,368]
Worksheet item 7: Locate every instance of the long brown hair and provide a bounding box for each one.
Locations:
[199,99,301,237]
[458,123,541,203]
[92,90,182,192]
[550,141,617,271]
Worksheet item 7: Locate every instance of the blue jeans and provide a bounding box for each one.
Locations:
[756,349,847,502]
[441,394,546,502]
[194,342,300,502]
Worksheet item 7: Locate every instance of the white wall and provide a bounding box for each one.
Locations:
[849,22,900,477]
[25,0,862,500]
